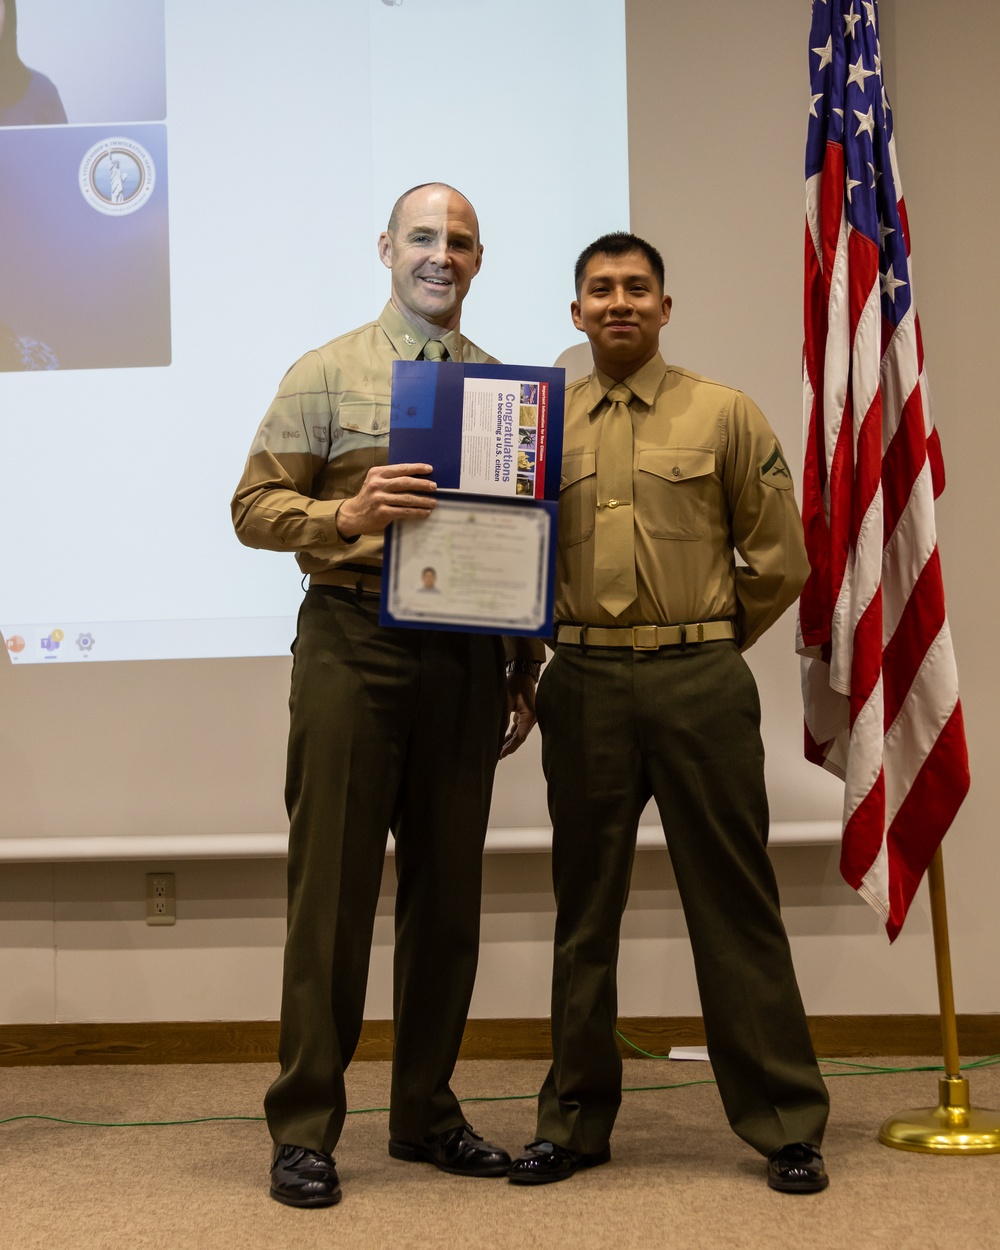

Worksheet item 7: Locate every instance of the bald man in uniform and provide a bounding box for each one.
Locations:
[233,184,542,1207]
[508,232,830,1194]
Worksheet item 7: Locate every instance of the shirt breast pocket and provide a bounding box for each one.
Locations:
[336,398,390,465]
[558,450,597,547]
[636,447,716,540]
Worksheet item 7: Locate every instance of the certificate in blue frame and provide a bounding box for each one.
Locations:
[380,494,557,638]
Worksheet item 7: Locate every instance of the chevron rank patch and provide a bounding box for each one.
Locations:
[759,441,793,490]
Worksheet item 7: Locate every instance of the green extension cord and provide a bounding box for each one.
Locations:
[2,1045,997,1130]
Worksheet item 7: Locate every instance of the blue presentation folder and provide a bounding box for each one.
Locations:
[383,360,564,636]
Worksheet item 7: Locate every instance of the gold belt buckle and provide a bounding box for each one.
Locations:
[632,625,660,651]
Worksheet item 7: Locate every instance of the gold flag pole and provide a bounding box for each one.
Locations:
[879,847,1000,1153]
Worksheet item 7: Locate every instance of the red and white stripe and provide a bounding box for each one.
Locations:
[798,133,970,941]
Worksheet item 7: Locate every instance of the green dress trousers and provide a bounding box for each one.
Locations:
[264,585,507,1153]
[534,639,829,1156]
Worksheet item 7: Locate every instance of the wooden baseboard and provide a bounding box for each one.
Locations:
[0,1015,997,1066]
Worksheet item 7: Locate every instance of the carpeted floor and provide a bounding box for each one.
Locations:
[2,1057,998,1250]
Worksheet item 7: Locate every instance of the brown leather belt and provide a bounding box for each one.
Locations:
[555,620,735,650]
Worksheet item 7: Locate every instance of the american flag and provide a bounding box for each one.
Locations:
[798,0,970,940]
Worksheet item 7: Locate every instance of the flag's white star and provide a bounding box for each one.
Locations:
[854,105,876,139]
[878,218,895,247]
[874,50,882,77]
[844,4,861,37]
[880,265,907,302]
[863,1,877,28]
[847,55,876,91]
[882,85,891,113]
[833,107,845,119]
[812,36,833,69]
[809,93,824,117]
[867,161,882,188]
[846,174,862,203]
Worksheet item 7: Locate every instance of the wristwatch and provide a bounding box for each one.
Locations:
[506,658,543,681]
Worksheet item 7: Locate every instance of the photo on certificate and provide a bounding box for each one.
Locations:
[380,495,557,638]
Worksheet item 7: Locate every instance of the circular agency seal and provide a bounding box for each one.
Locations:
[79,137,156,216]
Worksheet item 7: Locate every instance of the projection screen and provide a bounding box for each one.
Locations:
[1,0,629,665]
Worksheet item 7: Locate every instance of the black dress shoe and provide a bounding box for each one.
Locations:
[767,1142,829,1193]
[508,1138,611,1185]
[388,1123,511,1176]
[270,1144,342,1208]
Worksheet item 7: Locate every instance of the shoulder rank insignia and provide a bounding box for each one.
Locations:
[759,441,793,490]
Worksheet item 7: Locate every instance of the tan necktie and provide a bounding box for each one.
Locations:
[594,382,637,617]
[422,339,448,362]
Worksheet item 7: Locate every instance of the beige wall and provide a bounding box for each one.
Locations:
[889,0,1000,1002]
[2,0,998,1027]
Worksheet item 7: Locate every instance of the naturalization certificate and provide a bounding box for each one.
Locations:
[380,495,556,637]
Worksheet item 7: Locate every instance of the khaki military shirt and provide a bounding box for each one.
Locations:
[557,353,809,650]
[232,302,543,663]
[231,302,496,586]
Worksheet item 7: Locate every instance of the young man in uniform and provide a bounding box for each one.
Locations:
[508,232,830,1194]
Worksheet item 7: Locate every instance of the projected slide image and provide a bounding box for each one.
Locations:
[0,0,627,664]
[0,124,170,371]
[2,0,166,127]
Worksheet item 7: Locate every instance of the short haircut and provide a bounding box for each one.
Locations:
[386,183,475,238]
[574,232,665,295]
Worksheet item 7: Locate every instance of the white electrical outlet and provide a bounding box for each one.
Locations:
[146,872,176,925]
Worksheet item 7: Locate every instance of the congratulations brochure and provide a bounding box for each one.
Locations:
[388,361,565,502]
